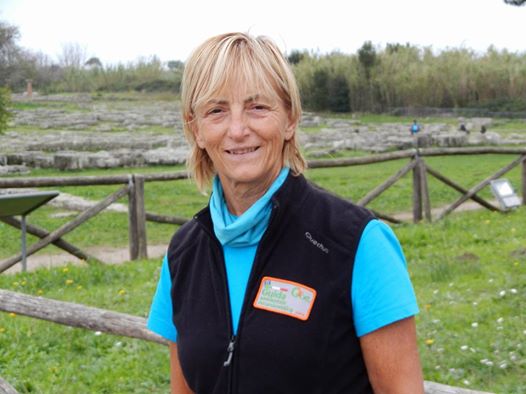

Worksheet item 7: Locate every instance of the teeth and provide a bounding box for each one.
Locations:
[228,147,257,155]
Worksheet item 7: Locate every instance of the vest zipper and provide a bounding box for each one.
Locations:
[223,335,236,366]
[198,221,236,392]
[217,241,236,393]
[227,203,281,393]
[213,239,236,393]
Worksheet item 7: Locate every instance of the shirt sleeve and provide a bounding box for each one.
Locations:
[147,254,178,342]
[351,219,419,337]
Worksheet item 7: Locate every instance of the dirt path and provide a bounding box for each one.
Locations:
[390,199,494,221]
[5,244,168,274]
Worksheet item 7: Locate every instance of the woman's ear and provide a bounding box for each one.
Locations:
[284,118,297,141]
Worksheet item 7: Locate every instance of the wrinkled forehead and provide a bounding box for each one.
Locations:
[192,60,286,113]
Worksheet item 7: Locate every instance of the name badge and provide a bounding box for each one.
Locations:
[253,276,317,321]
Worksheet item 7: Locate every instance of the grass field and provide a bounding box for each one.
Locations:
[1,100,525,392]
[0,206,524,393]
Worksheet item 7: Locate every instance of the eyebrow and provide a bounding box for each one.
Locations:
[205,94,266,106]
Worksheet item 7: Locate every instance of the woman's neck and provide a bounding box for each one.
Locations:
[219,172,280,216]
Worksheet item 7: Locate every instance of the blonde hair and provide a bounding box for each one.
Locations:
[181,32,306,192]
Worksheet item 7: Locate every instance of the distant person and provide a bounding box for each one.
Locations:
[459,123,470,134]
[410,119,421,135]
[147,32,424,393]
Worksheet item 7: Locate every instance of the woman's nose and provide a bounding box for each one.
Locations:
[227,112,248,140]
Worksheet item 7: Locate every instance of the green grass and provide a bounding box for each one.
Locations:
[10,100,89,113]
[491,120,526,137]
[0,207,524,393]
[397,208,526,393]
[1,137,525,392]
[0,261,169,393]
[0,154,522,259]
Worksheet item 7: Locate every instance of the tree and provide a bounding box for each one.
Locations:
[310,68,330,111]
[328,74,350,112]
[503,0,525,5]
[0,20,21,86]
[358,41,377,79]
[85,57,102,69]
[167,60,184,71]
[58,42,87,69]
[287,50,306,65]
[0,87,11,134]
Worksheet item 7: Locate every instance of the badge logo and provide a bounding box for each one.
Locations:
[253,276,317,321]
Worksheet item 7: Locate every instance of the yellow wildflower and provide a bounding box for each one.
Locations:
[65,279,74,285]
[425,339,434,345]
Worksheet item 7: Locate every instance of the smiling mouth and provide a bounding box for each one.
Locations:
[225,147,260,155]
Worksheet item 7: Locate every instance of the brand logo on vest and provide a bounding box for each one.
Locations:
[305,232,329,254]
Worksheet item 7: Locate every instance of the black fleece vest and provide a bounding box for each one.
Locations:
[167,174,375,394]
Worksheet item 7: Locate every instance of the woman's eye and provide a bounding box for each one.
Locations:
[207,108,223,115]
[251,104,268,111]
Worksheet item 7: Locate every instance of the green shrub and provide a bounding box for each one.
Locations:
[0,86,12,133]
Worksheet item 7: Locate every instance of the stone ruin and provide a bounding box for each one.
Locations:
[298,114,524,157]
[1,95,525,175]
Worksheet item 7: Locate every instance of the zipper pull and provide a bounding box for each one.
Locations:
[223,336,236,367]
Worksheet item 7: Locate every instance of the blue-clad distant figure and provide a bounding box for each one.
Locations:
[410,119,421,135]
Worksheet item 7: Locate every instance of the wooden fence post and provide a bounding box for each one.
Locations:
[522,155,526,206]
[418,158,432,222]
[128,175,148,260]
[412,157,423,223]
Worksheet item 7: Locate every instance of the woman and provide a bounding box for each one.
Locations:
[148,32,424,393]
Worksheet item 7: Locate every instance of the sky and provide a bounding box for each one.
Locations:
[1,0,525,66]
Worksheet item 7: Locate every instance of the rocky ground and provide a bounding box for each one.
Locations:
[2,94,526,175]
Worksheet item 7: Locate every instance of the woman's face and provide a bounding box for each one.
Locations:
[193,81,295,192]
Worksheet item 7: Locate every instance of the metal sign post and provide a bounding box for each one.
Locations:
[21,215,27,271]
[0,191,60,272]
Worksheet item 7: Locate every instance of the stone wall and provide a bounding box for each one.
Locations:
[2,96,525,174]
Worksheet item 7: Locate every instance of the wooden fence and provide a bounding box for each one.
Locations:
[0,289,494,394]
[0,147,525,273]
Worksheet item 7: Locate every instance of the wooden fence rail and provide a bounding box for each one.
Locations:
[0,215,99,262]
[0,147,525,189]
[1,147,525,272]
[0,289,494,394]
[0,289,167,345]
[436,154,524,220]
[0,376,18,394]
